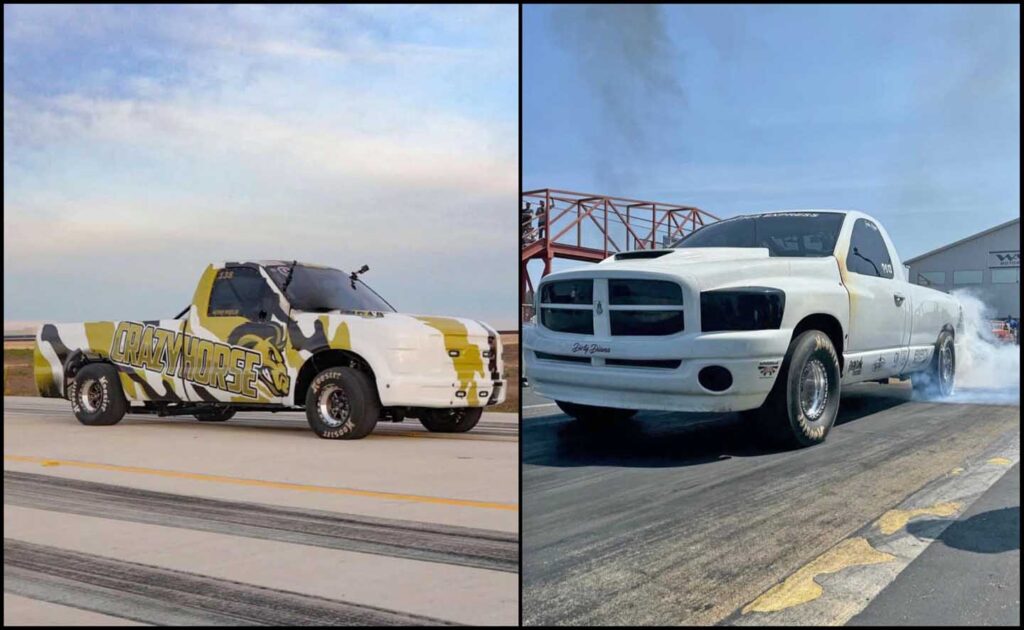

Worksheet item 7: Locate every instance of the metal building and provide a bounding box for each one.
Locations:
[904,217,1020,318]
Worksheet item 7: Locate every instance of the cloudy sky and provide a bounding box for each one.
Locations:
[524,4,1019,278]
[4,5,518,329]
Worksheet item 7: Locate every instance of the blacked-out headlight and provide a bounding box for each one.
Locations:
[700,288,785,332]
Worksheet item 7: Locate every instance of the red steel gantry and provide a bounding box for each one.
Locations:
[521,189,719,319]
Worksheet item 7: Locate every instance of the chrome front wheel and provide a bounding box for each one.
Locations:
[318,385,351,428]
[798,358,829,421]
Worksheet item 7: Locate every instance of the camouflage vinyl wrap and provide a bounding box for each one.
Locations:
[35,262,505,409]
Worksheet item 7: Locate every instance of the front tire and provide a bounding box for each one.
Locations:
[418,407,483,433]
[556,400,637,423]
[68,363,127,426]
[912,331,955,397]
[751,330,842,448]
[305,367,380,439]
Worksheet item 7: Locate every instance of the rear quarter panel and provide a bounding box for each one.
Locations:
[35,320,188,402]
[909,284,961,346]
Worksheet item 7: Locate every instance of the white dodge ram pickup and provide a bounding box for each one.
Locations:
[523,210,963,447]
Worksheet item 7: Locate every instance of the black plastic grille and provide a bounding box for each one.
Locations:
[605,358,682,369]
[540,280,592,305]
[535,351,591,364]
[540,308,594,335]
[609,280,682,305]
[610,310,685,336]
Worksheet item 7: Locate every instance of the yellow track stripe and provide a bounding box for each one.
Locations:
[4,455,517,511]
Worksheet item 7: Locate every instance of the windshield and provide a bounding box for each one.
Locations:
[672,212,846,257]
[267,265,396,313]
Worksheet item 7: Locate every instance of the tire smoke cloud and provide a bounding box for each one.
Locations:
[942,290,1020,405]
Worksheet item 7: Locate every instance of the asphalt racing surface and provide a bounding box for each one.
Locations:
[3,397,518,626]
[522,382,1019,626]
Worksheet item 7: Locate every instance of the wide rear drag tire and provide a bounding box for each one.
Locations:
[69,363,128,426]
[911,331,956,398]
[305,367,380,440]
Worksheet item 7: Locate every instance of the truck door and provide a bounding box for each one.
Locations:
[183,264,291,404]
[106,318,190,402]
[843,218,907,377]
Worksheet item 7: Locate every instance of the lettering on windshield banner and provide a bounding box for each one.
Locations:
[571,342,611,355]
[108,321,262,398]
[753,212,822,218]
[341,310,385,318]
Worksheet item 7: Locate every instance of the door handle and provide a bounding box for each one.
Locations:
[893,293,905,307]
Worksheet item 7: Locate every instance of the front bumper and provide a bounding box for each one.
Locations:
[380,375,507,408]
[523,327,790,413]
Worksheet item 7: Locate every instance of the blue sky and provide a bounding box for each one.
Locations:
[524,4,1019,278]
[4,5,517,328]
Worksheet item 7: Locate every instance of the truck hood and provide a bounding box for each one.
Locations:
[287,310,498,381]
[289,310,495,347]
[595,247,770,272]
[546,247,840,292]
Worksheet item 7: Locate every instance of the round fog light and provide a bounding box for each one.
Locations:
[698,366,733,392]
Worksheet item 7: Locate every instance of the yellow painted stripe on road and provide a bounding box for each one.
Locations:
[742,538,895,614]
[4,454,517,511]
[875,501,960,535]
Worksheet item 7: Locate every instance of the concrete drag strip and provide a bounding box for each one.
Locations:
[3,397,518,532]
[521,384,1018,626]
[4,593,143,626]
[729,429,1020,626]
[0,403,518,440]
[4,471,517,573]
[4,539,455,626]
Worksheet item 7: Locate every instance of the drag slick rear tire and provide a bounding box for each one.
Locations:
[912,331,956,398]
[418,407,483,433]
[68,363,127,426]
[748,329,841,448]
[556,400,637,423]
[305,367,380,440]
[194,407,235,422]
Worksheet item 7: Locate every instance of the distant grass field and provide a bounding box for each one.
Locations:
[4,339,522,414]
[490,340,519,414]
[4,346,36,396]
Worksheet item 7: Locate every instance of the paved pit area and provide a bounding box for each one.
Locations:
[3,396,518,626]
[522,382,1019,626]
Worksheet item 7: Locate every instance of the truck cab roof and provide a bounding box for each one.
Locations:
[215,260,339,271]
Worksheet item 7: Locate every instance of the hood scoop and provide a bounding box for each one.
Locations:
[604,247,771,266]
[613,250,674,261]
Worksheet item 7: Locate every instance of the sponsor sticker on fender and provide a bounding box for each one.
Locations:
[758,360,780,378]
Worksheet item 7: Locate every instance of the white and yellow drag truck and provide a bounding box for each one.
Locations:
[35,261,505,439]
[524,211,963,448]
